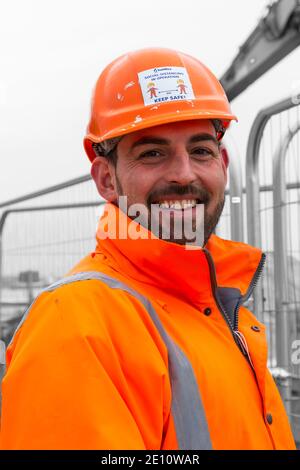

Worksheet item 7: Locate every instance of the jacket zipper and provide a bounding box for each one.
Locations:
[202,248,266,365]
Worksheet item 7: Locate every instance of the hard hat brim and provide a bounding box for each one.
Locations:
[84,109,237,162]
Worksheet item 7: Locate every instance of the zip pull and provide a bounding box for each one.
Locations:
[234,331,255,369]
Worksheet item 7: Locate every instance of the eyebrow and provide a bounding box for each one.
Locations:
[130,133,219,151]
[188,133,219,147]
[130,136,171,149]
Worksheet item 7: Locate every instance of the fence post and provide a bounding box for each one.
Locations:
[0,211,10,340]
[246,111,267,321]
[222,135,244,242]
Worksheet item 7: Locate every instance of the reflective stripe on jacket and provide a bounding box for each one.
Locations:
[0,204,296,450]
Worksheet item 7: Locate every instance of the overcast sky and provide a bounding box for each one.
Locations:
[1,0,300,203]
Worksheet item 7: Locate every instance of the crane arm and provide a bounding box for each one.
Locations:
[220,0,300,101]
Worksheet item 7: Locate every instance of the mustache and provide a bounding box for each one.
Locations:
[147,184,210,205]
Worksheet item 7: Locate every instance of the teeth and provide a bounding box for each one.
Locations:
[157,199,198,209]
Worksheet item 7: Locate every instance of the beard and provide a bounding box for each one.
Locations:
[114,173,225,247]
[202,197,225,246]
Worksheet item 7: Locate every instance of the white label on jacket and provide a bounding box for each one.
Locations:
[138,66,195,106]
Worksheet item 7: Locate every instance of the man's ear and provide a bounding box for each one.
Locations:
[91,156,118,202]
[220,145,229,169]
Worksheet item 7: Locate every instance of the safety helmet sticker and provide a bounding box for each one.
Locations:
[138,66,195,106]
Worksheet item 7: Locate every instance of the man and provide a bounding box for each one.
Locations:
[0,48,296,450]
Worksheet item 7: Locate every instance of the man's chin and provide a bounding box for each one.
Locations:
[149,204,205,247]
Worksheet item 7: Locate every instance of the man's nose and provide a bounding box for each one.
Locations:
[164,149,197,185]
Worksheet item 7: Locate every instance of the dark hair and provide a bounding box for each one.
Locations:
[105,147,118,166]
[92,143,118,167]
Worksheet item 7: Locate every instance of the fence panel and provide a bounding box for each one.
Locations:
[0,176,104,343]
[246,96,300,445]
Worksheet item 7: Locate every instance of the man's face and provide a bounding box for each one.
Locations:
[93,119,228,246]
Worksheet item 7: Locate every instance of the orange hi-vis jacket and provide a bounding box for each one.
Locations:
[0,204,296,450]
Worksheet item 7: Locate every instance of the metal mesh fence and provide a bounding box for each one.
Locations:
[0,175,105,343]
[248,101,300,445]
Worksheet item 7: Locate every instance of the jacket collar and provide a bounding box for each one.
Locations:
[95,203,264,308]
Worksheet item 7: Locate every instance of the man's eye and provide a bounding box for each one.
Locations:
[192,147,214,157]
[139,150,162,158]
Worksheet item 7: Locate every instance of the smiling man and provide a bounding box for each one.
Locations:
[92,119,226,247]
[0,48,296,450]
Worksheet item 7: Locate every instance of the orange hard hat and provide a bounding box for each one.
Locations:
[84,47,237,162]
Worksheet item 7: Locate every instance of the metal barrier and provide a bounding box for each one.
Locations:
[0,175,104,343]
[246,95,300,444]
